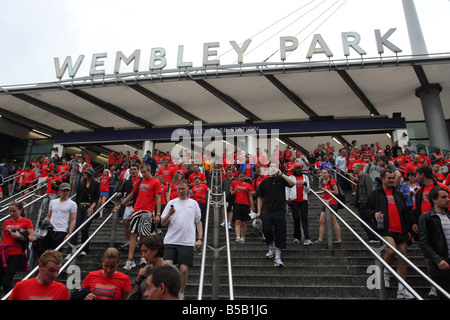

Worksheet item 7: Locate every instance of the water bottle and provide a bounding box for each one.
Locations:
[377,212,384,229]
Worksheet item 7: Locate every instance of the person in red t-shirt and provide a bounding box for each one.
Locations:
[98,169,112,217]
[57,158,71,183]
[190,176,210,232]
[38,157,54,195]
[230,171,254,243]
[18,163,37,199]
[286,165,312,245]
[417,148,431,166]
[168,173,182,202]
[317,169,342,243]
[9,250,69,300]
[412,165,450,234]
[0,201,34,294]
[158,158,174,186]
[188,165,207,187]
[81,247,131,300]
[432,163,446,183]
[39,169,63,216]
[108,152,116,166]
[365,169,414,299]
[404,155,421,177]
[113,164,161,271]
[285,156,296,176]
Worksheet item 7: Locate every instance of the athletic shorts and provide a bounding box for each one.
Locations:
[130,210,154,236]
[123,206,133,220]
[100,191,109,198]
[163,244,194,266]
[233,203,250,221]
[382,231,409,244]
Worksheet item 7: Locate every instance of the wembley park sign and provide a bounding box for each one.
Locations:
[54,28,402,80]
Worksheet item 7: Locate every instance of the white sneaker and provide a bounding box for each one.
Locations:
[266,246,276,259]
[80,251,87,256]
[292,238,300,244]
[274,256,284,267]
[384,272,390,289]
[428,286,438,297]
[397,288,414,300]
[64,253,72,261]
[235,237,241,243]
[303,239,313,246]
[239,237,245,243]
[139,257,147,265]
[123,259,136,270]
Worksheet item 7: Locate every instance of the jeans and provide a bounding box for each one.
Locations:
[358,202,378,241]
[68,205,95,254]
[290,201,310,240]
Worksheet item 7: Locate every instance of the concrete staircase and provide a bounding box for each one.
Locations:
[9,178,436,300]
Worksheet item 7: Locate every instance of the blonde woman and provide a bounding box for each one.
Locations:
[81,247,131,300]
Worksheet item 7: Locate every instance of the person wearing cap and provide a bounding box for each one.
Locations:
[66,167,100,259]
[43,183,77,250]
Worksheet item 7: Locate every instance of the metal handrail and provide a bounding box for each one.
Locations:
[222,191,234,300]
[197,164,234,300]
[1,192,117,300]
[314,187,450,300]
[0,170,68,211]
[197,176,213,300]
[328,188,450,300]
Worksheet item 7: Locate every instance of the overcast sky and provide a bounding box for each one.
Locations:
[0,0,448,86]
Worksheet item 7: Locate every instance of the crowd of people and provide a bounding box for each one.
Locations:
[0,138,449,300]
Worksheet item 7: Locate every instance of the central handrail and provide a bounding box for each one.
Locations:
[197,173,213,300]
[222,190,234,300]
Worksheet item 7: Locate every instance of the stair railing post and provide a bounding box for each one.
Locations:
[325,206,333,249]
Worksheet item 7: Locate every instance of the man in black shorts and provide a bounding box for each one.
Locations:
[365,169,414,299]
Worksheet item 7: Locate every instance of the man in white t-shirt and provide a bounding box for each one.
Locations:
[159,179,203,300]
[43,183,77,249]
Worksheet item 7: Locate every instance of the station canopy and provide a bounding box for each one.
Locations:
[0,54,449,156]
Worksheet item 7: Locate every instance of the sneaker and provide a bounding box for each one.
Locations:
[292,238,300,244]
[139,257,147,265]
[235,237,241,243]
[64,253,72,261]
[384,272,390,289]
[428,286,438,297]
[266,247,276,259]
[80,251,87,256]
[120,241,130,250]
[397,288,414,300]
[123,259,136,270]
[239,237,245,243]
[274,256,284,267]
[303,239,313,246]
[220,221,225,228]
[179,293,185,300]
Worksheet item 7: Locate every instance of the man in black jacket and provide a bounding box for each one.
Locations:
[365,169,413,299]
[418,187,450,299]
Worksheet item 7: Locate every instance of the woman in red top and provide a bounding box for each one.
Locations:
[98,169,111,217]
[0,201,34,295]
[81,247,131,300]
[317,169,342,243]
[168,173,182,202]
[346,149,358,193]
[190,176,210,232]
[230,171,254,243]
